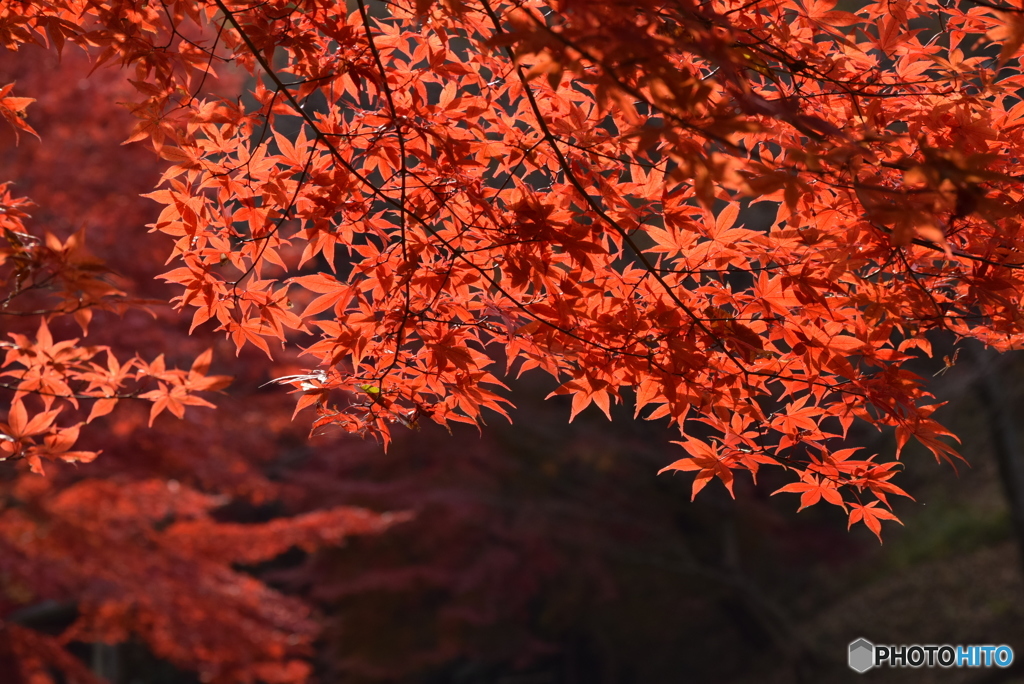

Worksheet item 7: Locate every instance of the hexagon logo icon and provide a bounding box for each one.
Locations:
[849,638,875,673]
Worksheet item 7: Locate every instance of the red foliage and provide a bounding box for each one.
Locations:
[0,45,406,683]
[2,0,1024,678]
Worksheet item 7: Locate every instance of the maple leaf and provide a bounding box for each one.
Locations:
[660,437,736,500]
[847,501,903,543]
[2,398,58,440]
[547,376,615,422]
[0,82,38,143]
[773,473,847,512]
[987,11,1024,66]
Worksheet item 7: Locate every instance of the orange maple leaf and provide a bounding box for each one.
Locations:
[847,501,903,543]
[0,82,39,143]
[660,437,736,500]
[772,473,846,511]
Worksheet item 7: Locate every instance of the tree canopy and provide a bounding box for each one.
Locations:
[3,0,1024,676]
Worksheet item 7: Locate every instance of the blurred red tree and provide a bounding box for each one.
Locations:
[3,0,1024,678]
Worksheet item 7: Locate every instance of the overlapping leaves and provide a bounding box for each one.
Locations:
[7,0,1024,543]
